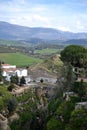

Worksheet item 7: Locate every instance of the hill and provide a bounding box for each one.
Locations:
[0,21,87,45]
[63,39,87,46]
[29,54,63,78]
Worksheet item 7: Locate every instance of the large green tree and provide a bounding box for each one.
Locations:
[66,108,87,130]
[60,45,87,67]
[72,79,86,101]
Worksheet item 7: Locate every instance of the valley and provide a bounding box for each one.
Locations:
[0,22,87,130]
[0,44,87,130]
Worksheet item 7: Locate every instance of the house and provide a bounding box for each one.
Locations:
[2,64,16,69]
[75,102,87,110]
[2,64,28,81]
[15,69,27,77]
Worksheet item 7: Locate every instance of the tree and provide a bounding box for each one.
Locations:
[77,79,85,101]
[60,45,87,67]
[64,64,75,91]
[72,79,85,101]
[47,117,64,130]
[7,97,17,114]
[10,75,19,84]
[8,83,15,91]
[57,64,76,92]
[20,76,26,86]
[67,108,87,130]
[40,78,44,83]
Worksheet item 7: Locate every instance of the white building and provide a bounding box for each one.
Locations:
[15,69,27,77]
[2,64,16,69]
[2,64,28,81]
[75,102,87,110]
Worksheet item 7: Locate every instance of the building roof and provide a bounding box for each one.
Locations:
[2,64,11,67]
[3,68,17,72]
[3,68,26,73]
[76,102,87,105]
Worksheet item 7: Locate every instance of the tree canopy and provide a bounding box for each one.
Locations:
[20,76,26,86]
[66,108,87,130]
[60,45,87,67]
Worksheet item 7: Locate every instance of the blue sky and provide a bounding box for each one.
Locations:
[0,0,87,32]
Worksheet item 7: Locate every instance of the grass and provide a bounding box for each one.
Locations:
[0,84,12,112]
[0,53,43,67]
[35,48,61,54]
[0,84,11,98]
[31,54,63,74]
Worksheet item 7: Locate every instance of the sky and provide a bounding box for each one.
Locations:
[0,0,87,32]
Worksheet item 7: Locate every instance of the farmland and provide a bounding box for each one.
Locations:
[0,53,43,66]
[35,48,61,55]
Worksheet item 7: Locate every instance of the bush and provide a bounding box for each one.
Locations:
[68,108,87,130]
[40,78,44,83]
[47,117,64,130]
[8,84,15,91]
[0,97,4,112]
[7,97,18,114]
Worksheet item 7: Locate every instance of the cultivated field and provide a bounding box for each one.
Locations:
[35,48,61,54]
[0,53,42,66]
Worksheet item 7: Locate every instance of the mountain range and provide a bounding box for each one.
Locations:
[0,21,87,45]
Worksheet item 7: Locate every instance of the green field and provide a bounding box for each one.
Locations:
[35,48,61,54]
[0,53,42,66]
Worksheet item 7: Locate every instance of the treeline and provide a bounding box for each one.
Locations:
[32,43,64,50]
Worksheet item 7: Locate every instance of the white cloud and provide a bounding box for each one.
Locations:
[76,20,84,29]
[9,14,51,28]
[32,14,50,26]
[0,0,87,32]
[57,26,71,32]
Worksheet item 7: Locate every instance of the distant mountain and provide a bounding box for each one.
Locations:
[63,39,87,46]
[0,21,87,45]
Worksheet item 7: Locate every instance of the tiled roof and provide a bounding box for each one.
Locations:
[3,68,17,72]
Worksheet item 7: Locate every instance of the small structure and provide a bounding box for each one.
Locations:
[63,92,77,101]
[75,102,87,110]
[0,114,8,130]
